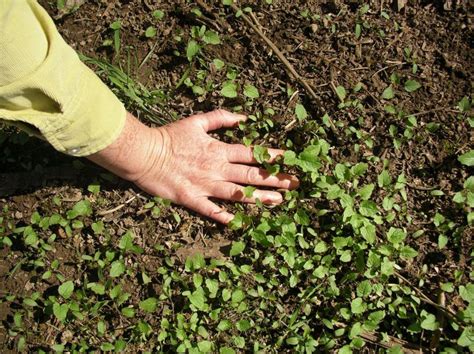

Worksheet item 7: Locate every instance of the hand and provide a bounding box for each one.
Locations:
[88,110,299,224]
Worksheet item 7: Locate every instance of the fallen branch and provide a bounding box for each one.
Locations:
[224,3,338,135]
[394,271,460,324]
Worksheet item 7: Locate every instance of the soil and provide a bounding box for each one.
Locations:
[1,0,473,351]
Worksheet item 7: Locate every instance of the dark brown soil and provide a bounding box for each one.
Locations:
[1,0,473,351]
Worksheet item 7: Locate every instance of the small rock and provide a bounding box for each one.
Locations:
[310,24,318,33]
[61,330,74,343]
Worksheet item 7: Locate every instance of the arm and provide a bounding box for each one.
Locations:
[1,1,298,223]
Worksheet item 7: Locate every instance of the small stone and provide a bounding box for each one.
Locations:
[310,24,318,33]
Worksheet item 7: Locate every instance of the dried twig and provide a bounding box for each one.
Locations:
[225,3,338,135]
[406,182,439,191]
[430,290,446,350]
[394,271,459,323]
[195,0,231,32]
[335,322,423,353]
[411,107,459,117]
[97,193,140,216]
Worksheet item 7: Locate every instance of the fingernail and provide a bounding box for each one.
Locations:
[268,194,283,204]
[287,176,300,189]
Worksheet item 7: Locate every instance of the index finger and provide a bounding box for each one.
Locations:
[225,143,285,164]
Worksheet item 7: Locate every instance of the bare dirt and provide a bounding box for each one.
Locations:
[1,0,473,351]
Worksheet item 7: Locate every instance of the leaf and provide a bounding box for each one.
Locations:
[153,10,165,20]
[110,260,125,278]
[145,26,157,38]
[67,200,92,219]
[121,307,135,318]
[139,297,158,313]
[378,170,392,187]
[228,212,247,230]
[420,312,439,331]
[458,327,474,347]
[87,282,105,295]
[197,341,213,353]
[229,241,246,256]
[356,280,372,297]
[58,280,74,299]
[220,81,238,98]
[213,58,225,70]
[458,150,474,166]
[294,209,310,226]
[23,227,38,247]
[203,30,220,45]
[187,288,206,310]
[381,86,395,99]
[399,245,418,259]
[360,223,376,244]
[231,289,245,303]
[458,96,472,112]
[297,146,321,172]
[387,227,406,244]
[359,200,378,217]
[253,145,270,163]
[355,23,361,39]
[283,150,298,166]
[358,184,375,200]
[334,163,348,180]
[243,186,256,198]
[351,162,368,176]
[438,234,448,250]
[236,320,251,332]
[295,103,308,121]
[119,231,134,251]
[53,303,69,322]
[335,85,346,101]
[243,84,259,99]
[186,40,200,61]
[218,319,232,331]
[351,298,367,314]
[110,20,121,30]
[404,80,421,92]
[459,284,474,303]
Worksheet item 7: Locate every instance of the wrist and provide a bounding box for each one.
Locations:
[86,112,162,182]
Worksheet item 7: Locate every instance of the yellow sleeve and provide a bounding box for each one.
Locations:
[0,0,126,156]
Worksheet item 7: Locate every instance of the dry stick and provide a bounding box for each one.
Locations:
[195,0,231,32]
[97,194,140,216]
[334,322,423,353]
[410,107,459,117]
[430,290,446,350]
[227,3,338,135]
[394,271,459,322]
[406,182,439,191]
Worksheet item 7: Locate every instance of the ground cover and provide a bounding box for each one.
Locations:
[0,0,473,352]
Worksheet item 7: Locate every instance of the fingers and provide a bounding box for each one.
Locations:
[225,144,285,164]
[224,164,299,189]
[186,197,235,224]
[211,182,283,204]
[193,109,247,132]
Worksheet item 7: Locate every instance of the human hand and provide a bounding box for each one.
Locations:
[88,110,299,224]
